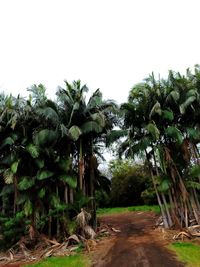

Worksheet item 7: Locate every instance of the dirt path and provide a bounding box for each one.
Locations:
[92,212,185,267]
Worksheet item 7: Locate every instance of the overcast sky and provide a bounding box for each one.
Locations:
[0,0,200,104]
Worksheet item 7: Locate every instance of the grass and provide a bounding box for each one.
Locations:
[97,205,160,216]
[23,254,90,267]
[169,242,200,267]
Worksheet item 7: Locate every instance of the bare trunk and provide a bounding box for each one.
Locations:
[64,185,69,204]
[79,139,84,191]
[69,188,74,204]
[152,150,170,228]
[161,192,173,227]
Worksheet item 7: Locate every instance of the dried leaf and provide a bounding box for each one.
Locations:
[111,227,121,233]
[68,234,80,244]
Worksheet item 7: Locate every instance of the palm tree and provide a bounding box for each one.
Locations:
[56,81,118,228]
[119,68,200,228]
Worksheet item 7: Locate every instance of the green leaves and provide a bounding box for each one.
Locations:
[18,177,35,190]
[37,170,54,180]
[167,90,180,102]
[1,160,18,185]
[165,126,183,144]
[59,175,77,189]
[162,110,174,121]
[36,107,59,125]
[58,158,72,172]
[0,137,14,149]
[11,161,19,174]
[35,158,45,169]
[187,128,200,141]
[157,177,171,192]
[38,188,46,198]
[50,194,60,208]
[180,96,196,114]
[34,129,58,147]
[149,101,161,118]
[91,112,106,128]
[81,121,102,134]
[189,165,200,179]
[26,144,39,158]
[68,125,82,141]
[146,122,160,140]
[24,200,33,216]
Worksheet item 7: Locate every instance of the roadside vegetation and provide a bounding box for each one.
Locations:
[97,205,160,216]
[169,242,200,267]
[0,66,200,265]
[23,254,90,267]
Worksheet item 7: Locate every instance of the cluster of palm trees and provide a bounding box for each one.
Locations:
[0,81,117,244]
[0,66,200,246]
[120,66,200,228]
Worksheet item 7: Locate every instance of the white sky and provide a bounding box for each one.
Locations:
[0,0,200,104]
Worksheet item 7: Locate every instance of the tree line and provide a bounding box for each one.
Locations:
[0,66,200,247]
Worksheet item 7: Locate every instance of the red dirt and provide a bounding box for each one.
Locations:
[92,211,185,267]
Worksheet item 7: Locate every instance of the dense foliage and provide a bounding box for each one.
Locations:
[0,65,200,249]
[118,66,200,228]
[0,81,117,248]
[109,159,153,206]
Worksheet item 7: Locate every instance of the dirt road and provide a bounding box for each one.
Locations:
[92,212,185,267]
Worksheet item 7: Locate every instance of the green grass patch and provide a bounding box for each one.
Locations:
[127,205,160,214]
[169,242,200,267]
[23,254,90,267]
[97,205,160,216]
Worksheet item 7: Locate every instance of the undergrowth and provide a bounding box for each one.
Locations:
[97,205,160,216]
[23,254,90,267]
[169,242,200,267]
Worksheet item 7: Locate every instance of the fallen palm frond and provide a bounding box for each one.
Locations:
[76,208,96,240]
[76,208,91,229]
[0,209,97,265]
[173,231,192,240]
[111,227,121,233]
[173,225,200,240]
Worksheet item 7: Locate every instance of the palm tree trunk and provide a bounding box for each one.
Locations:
[151,169,169,228]
[152,150,170,228]
[79,138,84,191]
[161,192,173,227]
[13,176,18,215]
[69,188,74,204]
[64,185,69,204]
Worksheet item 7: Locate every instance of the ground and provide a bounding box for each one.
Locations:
[0,211,186,267]
[92,211,185,267]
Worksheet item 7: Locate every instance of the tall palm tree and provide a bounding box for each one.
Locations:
[119,68,200,228]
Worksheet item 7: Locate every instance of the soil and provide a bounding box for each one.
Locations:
[92,211,185,267]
